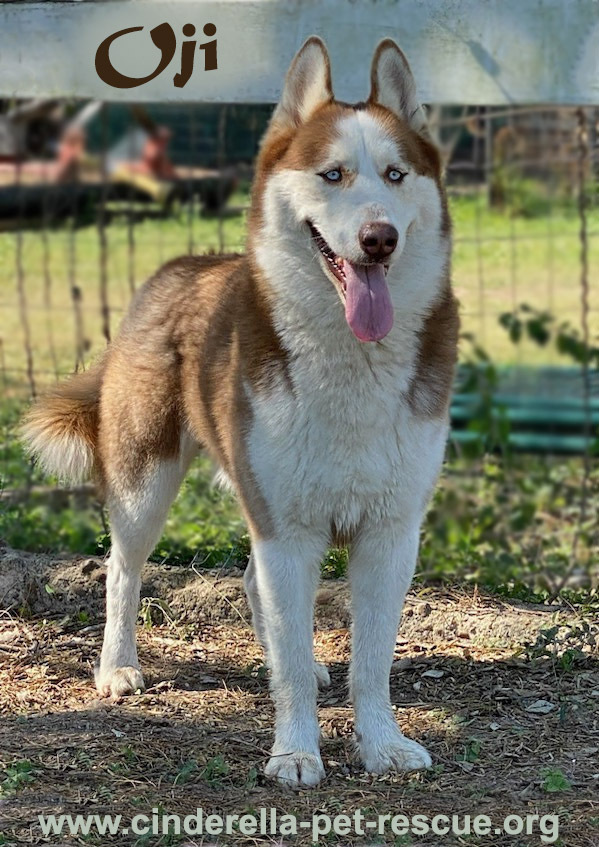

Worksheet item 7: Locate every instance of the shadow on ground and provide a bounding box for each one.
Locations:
[1,552,598,845]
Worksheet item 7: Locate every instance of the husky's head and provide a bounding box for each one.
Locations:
[250,37,449,344]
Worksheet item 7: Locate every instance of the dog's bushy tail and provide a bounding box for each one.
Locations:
[21,365,103,483]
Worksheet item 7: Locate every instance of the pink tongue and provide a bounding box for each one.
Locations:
[343,261,394,342]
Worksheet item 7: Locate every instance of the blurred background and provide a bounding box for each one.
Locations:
[0,97,597,600]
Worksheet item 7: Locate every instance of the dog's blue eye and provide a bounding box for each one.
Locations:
[387,169,406,182]
[322,169,342,182]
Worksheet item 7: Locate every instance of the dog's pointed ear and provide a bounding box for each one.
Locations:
[272,37,333,128]
[369,40,427,132]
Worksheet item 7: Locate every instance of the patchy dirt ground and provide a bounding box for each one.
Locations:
[1,547,598,846]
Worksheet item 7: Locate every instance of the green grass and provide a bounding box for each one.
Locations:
[0,195,247,392]
[1,392,597,599]
[450,190,599,365]
[1,186,598,396]
[1,185,598,599]
[0,395,245,564]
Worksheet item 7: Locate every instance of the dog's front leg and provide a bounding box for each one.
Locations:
[244,551,331,689]
[251,533,327,788]
[349,521,432,773]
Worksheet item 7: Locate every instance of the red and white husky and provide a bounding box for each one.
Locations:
[24,38,458,787]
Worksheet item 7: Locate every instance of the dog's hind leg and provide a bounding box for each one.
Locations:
[244,552,330,688]
[95,441,196,698]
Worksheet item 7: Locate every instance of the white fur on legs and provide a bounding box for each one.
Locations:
[96,446,194,698]
[95,543,145,698]
[313,661,331,688]
[244,551,330,689]
[349,522,432,774]
[243,552,267,645]
[252,534,327,787]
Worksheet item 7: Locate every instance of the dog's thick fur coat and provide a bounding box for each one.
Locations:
[23,38,459,787]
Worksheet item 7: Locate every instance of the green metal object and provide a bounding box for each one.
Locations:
[450,366,599,454]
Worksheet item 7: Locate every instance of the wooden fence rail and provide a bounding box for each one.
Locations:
[0,0,598,105]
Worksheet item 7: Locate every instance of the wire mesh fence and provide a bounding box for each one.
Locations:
[1,100,598,566]
[1,102,598,392]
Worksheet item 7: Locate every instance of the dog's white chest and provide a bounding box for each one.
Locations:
[247,349,447,536]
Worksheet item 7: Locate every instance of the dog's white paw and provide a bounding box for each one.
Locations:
[358,726,431,774]
[265,751,325,788]
[95,665,145,698]
[314,661,330,688]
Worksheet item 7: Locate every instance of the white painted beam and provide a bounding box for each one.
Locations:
[0,0,598,104]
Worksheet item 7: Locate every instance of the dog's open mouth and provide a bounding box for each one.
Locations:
[308,221,348,291]
[307,221,394,343]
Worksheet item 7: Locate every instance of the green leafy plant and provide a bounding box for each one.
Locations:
[173,759,197,786]
[0,760,38,795]
[541,767,572,793]
[521,622,596,669]
[200,754,230,785]
[455,333,511,458]
[458,738,482,764]
[500,304,599,368]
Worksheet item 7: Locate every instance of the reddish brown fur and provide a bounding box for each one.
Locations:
[23,253,286,538]
[93,254,285,537]
[22,363,104,474]
[250,95,457,419]
[23,43,458,541]
[408,287,460,418]
[249,95,449,238]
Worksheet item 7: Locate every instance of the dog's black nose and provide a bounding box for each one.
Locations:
[359,222,398,260]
